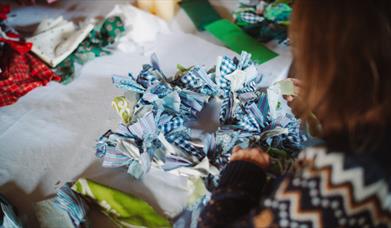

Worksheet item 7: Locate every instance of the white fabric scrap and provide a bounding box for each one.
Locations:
[28,17,95,67]
[168,157,219,178]
[107,4,171,54]
[267,79,294,119]
[226,65,258,92]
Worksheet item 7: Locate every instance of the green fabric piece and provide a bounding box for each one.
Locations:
[264,3,292,24]
[276,79,296,96]
[267,147,295,176]
[233,7,258,27]
[205,19,278,64]
[54,16,125,83]
[174,64,193,79]
[72,178,171,228]
[112,96,133,124]
[180,0,221,31]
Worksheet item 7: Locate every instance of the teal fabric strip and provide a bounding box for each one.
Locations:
[205,19,278,64]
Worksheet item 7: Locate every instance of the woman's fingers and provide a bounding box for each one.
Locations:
[230,147,270,169]
[283,95,294,102]
[256,151,270,169]
[283,79,302,102]
[291,78,303,87]
[232,145,242,153]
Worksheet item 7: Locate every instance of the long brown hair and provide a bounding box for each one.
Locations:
[290,1,391,152]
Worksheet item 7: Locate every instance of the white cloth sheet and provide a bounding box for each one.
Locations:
[0,1,291,226]
[0,32,237,226]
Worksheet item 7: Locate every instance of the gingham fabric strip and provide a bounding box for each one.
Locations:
[0,47,60,107]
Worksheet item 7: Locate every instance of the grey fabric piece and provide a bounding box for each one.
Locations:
[34,199,74,228]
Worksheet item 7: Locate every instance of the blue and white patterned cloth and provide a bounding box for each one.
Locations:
[233,0,292,43]
[93,51,314,228]
[238,12,264,24]
[0,194,23,228]
[55,184,88,227]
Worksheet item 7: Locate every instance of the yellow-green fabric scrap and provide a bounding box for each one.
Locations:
[72,178,171,228]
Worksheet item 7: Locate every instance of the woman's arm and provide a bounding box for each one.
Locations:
[198,147,269,228]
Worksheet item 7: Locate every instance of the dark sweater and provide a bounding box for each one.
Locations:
[198,147,391,228]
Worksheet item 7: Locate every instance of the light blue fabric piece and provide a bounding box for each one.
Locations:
[96,112,164,179]
[55,184,88,227]
[162,154,193,171]
[178,89,210,118]
[112,75,146,93]
[35,198,75,228]
[174,194,211,228]
[0,194,23,228]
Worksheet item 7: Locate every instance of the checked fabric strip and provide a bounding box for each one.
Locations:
[0,49,60,107]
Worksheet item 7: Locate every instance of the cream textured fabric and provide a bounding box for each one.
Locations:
[28,17,94,67]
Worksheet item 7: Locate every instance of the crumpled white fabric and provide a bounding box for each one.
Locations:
[168,157,219,179]
[107,4,171,54]
[229,68,258,92]
[267,79,295,119]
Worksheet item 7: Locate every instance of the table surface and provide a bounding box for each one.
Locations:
[0,1,292,226]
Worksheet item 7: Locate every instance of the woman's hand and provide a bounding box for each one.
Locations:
[283,78,322,137]
[283,78,307,118]
[283,78,302,102]
[231,146,270,170]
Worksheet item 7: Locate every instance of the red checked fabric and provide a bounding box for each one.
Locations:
[0,49,61,107]
[0,4,10,20]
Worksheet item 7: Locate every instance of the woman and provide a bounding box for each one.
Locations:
[199,1,391,227]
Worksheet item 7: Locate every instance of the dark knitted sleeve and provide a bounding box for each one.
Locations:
[198,160,267,228]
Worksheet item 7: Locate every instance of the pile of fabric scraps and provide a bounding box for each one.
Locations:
[93,51,309,226]
[0,194,22,228]
[0,4,61,107]
[0,4,126,107]
[34,178,170,228]
[180,0,278,64]
[233,0,293,43]
[96,51,308,192]
[28,14,125,84]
